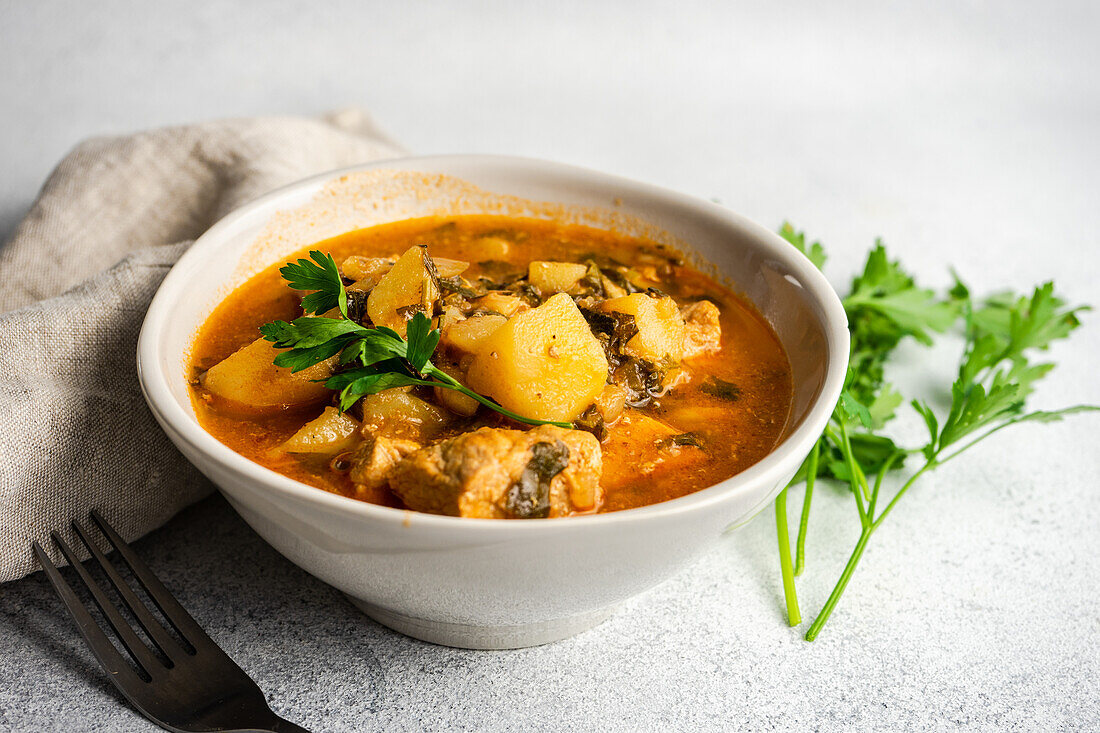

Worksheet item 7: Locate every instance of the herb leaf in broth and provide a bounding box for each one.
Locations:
[438,275,478,298]
[669,432,703,448]
[698,376,741,402]
[502,440,571,518]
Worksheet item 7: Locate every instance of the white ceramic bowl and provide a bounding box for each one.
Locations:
[137,155,848,649]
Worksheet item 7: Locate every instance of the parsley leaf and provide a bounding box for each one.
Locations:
[936,379,1022,450]
[865,383,903,429]
[843,243,957,346]
[279,250,349,317]
[404,310,441,372]
[260,316,365,349]
[259,317,379,373]
[779,222,827,270]
[838,387,873,429]
[1002,282,1086,354]
[326,369,438,412]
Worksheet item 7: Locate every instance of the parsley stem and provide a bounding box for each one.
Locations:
[868,452,899,519]
[852,453,871,503]
[794,439,820,577]
[804,527,871,641]
[829,423,868,526]
[774,488,801,626]
[806,456,927,640]
[871,460,934,531]
[425,366,573,429]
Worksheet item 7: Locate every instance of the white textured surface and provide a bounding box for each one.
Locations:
[1,1,1098,731]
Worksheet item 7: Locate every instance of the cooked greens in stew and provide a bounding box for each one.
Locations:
[189,216,793,517]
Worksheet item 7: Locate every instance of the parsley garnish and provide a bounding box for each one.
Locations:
[775,224,1097,639]
[259,250,571,428]
[279,251,348,317]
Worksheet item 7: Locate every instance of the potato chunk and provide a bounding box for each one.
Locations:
[466,293,609,423]
[600,293,686,363]
[281,407,360,454]
[201,338,334,411]
[388,426,603,518]
[431,362,480,416]
[528,261,588,294]
[366,245,441,336]
[340,256,393,289]
[441,313,507,354]
[434,384,480,416]
[359,388,451,442]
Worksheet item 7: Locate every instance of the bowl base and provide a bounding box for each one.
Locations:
[347,597,619,649]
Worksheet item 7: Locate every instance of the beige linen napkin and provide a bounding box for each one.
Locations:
[0,111,404,582]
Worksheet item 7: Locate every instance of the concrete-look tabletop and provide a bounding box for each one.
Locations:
[2,2,1098,731]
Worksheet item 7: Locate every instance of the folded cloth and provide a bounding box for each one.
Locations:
[0,111,404,582]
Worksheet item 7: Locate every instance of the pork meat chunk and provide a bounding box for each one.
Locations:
[681,300,722,359]
[388,426,603,518]
[348,435,421,498]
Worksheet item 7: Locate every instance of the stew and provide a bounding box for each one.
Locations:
[188,216,793,517]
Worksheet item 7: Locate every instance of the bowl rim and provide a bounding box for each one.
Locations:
[137,153,849,532]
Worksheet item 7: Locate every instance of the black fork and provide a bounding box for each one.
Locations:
[32,510,310,733]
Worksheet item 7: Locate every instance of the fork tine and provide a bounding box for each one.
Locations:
[51,531,165,680]
[32,541,145,685]
[71,519,188,664]
[89,510,214,651]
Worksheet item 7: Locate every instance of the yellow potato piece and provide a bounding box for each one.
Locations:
[528,261,588,294]
[466,293,609,423]
[434,385,480,416]
[442,313,508,354]
[360,389,451,442]
[367,245,441,336]
[201,338,334,411]
[600,293,686,363]
[281,407,360,454]
[430,362,480,416]
[340,256,393,288]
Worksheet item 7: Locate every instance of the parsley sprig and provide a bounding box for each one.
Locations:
[258,250,571,428]
[773,223,1096,640]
